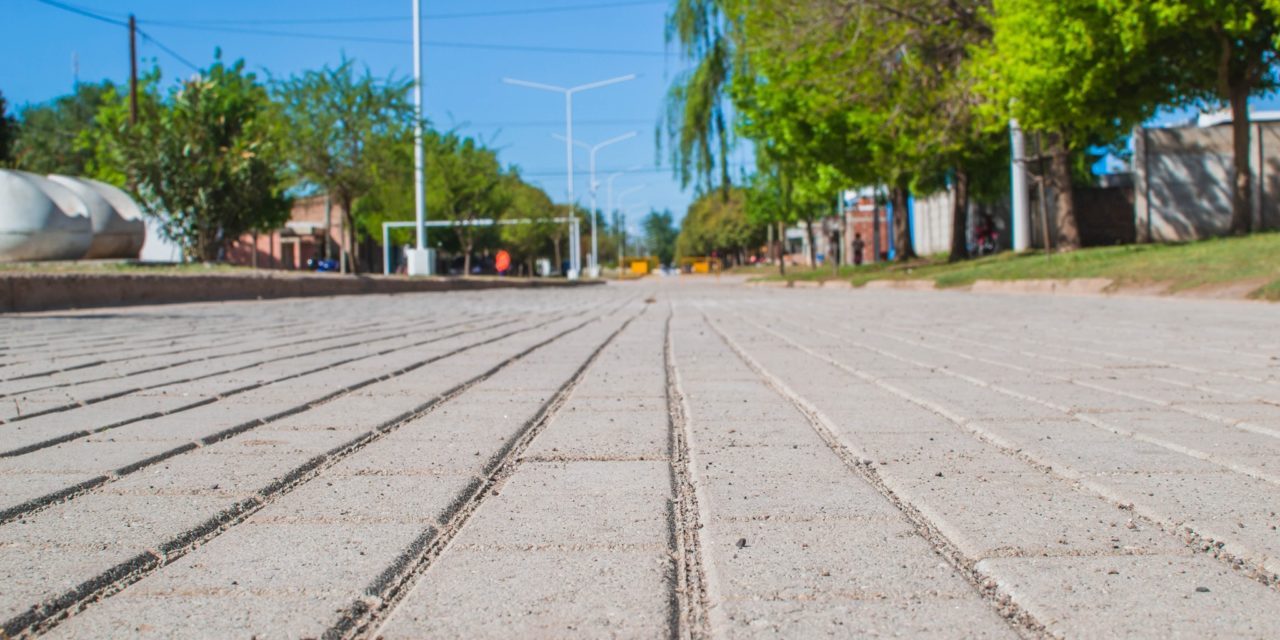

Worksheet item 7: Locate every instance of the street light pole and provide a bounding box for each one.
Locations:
[406,0,431,275]
[502,74,635,279]
[616,184,645,266]
[552,131,637,275]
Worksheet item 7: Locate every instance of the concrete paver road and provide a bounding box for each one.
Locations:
[1,281,1278,638]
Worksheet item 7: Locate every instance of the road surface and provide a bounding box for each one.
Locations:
[1,280,1278,638]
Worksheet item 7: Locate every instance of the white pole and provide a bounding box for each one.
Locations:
[406,0,430,275]
[588,146,597,274]
[383,223,391,274]
[501,74,636,279]
[1010,118,1031,252]
[555,133,636,276]
[565,92,578,278]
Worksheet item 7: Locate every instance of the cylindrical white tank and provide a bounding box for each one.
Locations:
[48,175,146,259]
[0,170,94,261]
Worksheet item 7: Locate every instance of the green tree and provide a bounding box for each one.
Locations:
[10,81,114,175]
[677,185,761,265]
[642,209,679,265]
[1145,1,1280,234]
[0,91,16,165]
[977,0,1185,250]
[274,58,414,273]
[86,59,291,261]
[742,165,796,275]
[427,132,511,276]
[662,0,738,191]
[501,177,559,275]
[741,0,997,261]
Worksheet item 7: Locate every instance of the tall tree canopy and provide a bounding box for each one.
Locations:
[0,91,15,165]
[426,132,512,277]
[642,209,680,265]
[86,58,291,262]
[10,81,114,175]
[274,59,414,273]
[677,186,762,265]
[666,0,1002,262]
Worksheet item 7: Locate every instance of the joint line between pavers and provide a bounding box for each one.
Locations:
[0,315,526,458]
[0,313,576,527]
[743,314,1280,593]
[664,304,718,640]
[704,312,1055,640]
[0,312,505,429]
[0,302,631,639]
[0,313,440,401]
[331,304,647,640]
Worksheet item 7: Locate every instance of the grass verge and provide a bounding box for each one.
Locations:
[749,233,1280,301]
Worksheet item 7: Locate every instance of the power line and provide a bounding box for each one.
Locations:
[32,0,126,27]
[518,167,670,178]
[144,0,665,26]
[462,118,653,128]
[136,28,202,73]
[135,22,668,57]
[32,0,201,73]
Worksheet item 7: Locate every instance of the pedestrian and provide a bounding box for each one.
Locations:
[852,232,866,266]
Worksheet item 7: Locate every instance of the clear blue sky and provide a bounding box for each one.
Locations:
[3,0,699,228]
[7,1,1279,212]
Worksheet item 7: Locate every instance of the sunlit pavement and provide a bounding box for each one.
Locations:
[2,279,1278,638]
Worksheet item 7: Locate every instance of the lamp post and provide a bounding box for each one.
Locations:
[405,0,432,275]
[616,185,645,266]
[552,131,637,276]
[502,74,636,279]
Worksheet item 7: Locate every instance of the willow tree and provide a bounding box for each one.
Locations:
[662,0,740,192]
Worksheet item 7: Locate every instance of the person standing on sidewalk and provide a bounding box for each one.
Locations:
[852,233,866,266]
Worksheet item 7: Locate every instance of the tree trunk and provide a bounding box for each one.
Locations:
[551,234,563,276]
[948,168,970,263]
[343,200,362,275]
[891,185,916,261]
[803,216,817,267]
[1047,133,1080,251]
[776,220,786,276]
[323,195,332,260]
[1228,80,1253,234]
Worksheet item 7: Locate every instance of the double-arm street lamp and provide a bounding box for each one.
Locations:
[502,74,636,279]
[552,131,637,275]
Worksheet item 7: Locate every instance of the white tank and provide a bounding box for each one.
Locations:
[48,175,146,259]
[0,169,94,261]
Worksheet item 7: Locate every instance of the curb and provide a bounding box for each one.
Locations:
[0,272,602,313]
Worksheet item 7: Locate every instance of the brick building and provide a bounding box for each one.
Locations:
[226,195,344,270]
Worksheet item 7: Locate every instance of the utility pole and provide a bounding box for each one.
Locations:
[129,14,138,126]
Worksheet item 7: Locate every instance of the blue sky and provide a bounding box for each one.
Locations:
[3,0,702,228]
[7,0,1279,215]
